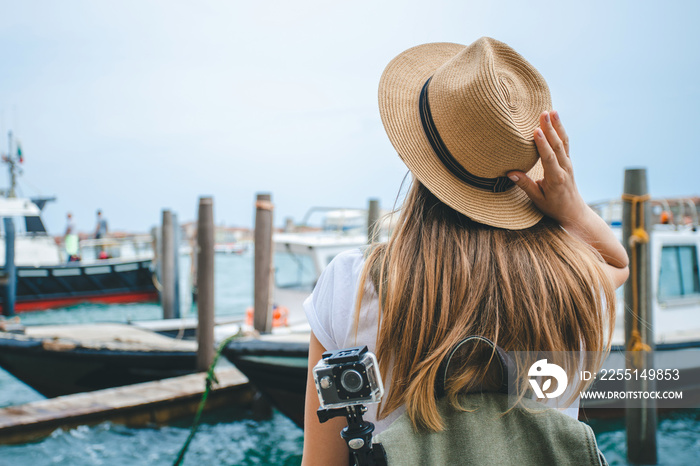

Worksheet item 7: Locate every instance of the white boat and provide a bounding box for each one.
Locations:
[582,198,700,414]
[272,231,368,325]
[270,205,395,325]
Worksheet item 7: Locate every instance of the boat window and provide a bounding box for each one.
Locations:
[0,216,28,235]
[275,251,317,290]
[25,216,48,234]
[658,245,700,301]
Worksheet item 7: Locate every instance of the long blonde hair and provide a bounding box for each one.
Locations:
[355,180,616,431]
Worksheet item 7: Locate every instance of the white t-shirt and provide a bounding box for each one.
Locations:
[303,248,579,434]
[303,249,404,433]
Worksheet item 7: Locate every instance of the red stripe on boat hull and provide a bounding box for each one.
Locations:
[9,291,159,313]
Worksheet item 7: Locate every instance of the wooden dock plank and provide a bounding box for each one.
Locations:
[0,368,252,445]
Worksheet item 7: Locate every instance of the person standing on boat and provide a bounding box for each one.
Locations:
[94,210,108,240]
[64,212,79,262]
[302,38,629,465]
[93,209,110,259]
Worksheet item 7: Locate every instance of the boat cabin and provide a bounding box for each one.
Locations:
[0,197,61,266]
[591,197,700,345]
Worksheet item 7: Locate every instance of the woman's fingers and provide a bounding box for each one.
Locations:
[538,111,571,172]
[507,171,545,204]
[533,125,565,179]
[550,111,570,157]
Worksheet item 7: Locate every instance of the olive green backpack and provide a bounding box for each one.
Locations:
[373,391,607,466]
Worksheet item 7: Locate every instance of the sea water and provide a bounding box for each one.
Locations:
[0,254,698,465]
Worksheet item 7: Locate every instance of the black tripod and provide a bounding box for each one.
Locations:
[317,405,387,466]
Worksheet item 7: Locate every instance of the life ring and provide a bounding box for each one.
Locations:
[245,305,289,327]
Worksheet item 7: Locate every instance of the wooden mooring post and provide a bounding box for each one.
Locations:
[196,197,215,372]
[253,193,274,333]
[622,168,658,465]
[161,209,176,319]
[172,212,181,319]
[2,217,16,317]
[151,225,160,292]
[189,228,199,305]
[367,198,380,244]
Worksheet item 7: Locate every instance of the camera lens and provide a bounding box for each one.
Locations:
[340,369,364,393]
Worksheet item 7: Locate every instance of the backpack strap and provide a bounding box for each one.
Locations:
[435,335,516,398]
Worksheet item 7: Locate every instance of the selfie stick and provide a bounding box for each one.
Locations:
[317,405,387,466]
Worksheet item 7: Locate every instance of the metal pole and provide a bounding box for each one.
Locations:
[367,198,380,244]
[622,168,657,464]
[151,226,161,302]
[196,197,215,371]
[2,218,16,317]
[253,193,273,333]
[161,209,175,319]
[284,217,295,233]
[7,132,16,198]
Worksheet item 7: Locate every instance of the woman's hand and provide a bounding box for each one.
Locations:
[507,111,587,229]
[507,111,629,288]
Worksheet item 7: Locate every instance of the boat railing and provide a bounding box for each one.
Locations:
[680,198,699,226]
[61,235,156,264]
[295,206,398,240]
[590,196,700,230]
[298,207,367,235]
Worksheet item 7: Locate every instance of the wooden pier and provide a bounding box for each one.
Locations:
[0,367,252,445]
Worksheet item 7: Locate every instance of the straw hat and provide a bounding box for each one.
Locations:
[378,37,551,229]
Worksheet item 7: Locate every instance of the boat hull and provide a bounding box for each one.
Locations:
[1,259,158,313]
[223,339,309,428]
[0,333,197,398]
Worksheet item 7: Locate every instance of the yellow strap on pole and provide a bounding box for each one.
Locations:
[621,193,652,367]
[255,200,274,211]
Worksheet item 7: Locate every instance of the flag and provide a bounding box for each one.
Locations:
[17,143,23,163]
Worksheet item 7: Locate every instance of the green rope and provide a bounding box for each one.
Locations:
[173,333,240,466]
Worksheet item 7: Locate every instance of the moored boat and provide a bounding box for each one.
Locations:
[0,323,198,397]
[273,230,368,324]
[224,327,310,428]
[8,257,157,313]
[0,133,158,313]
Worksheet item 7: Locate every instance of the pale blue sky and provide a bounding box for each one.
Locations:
[1,0,698,234]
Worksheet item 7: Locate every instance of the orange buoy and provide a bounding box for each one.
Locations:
[245,305,289,327]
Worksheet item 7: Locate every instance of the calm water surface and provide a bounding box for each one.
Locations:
[0,254,698,465]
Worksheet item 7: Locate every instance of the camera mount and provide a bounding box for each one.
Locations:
[317,404,387,466]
